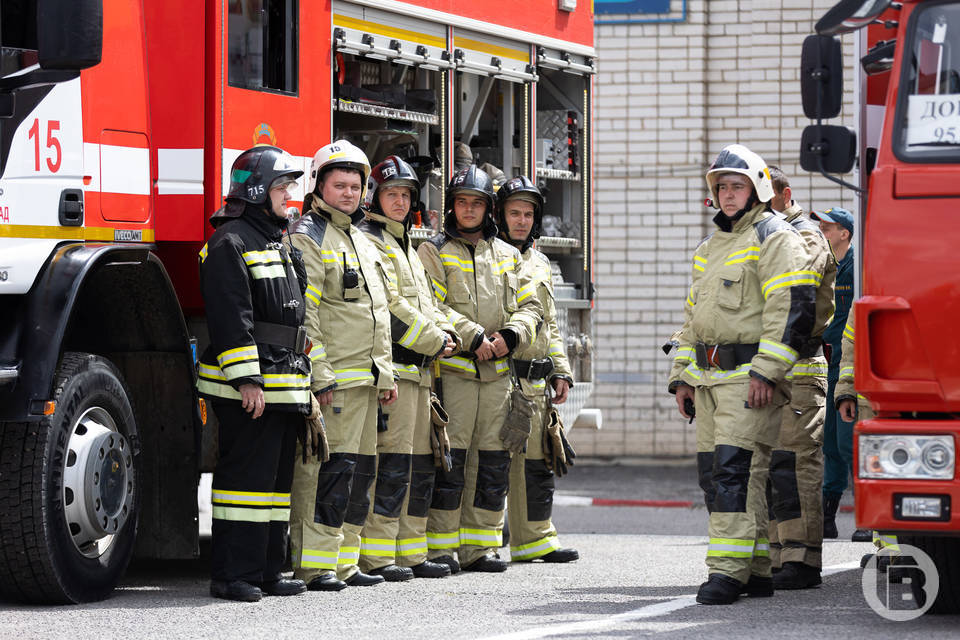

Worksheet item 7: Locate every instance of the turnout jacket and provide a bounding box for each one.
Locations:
[782,201,837,383]
[290,196,395,393]
[668,203,816,389]
[358,211,460,387]
[197,207,311,412]
[834,315,864,406]
[418,225,542,382]
[512,246,574,396]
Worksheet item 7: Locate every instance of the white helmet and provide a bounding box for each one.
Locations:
[705,144,774,206]
[306,140,372,199]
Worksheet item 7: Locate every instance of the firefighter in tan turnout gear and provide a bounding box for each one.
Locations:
[197,145,311,602]
[766,167,836,590]
[356,156,461,580]
[497,176,579,564]
[668,144,816,605]
[418,165,543,573]
[288,141,397,591]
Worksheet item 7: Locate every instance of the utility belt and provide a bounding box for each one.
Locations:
[513,357,555,380]
[392,345,432,368]
[695,342,758,370]
[252,321,310,355]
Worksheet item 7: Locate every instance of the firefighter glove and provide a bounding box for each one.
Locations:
[302,394,330,464]
[543,407,576,477]
[429,393,453,471]
[500,386,534,454]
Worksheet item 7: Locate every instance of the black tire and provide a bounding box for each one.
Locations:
[0,353,140,604]
[900,535,960,614]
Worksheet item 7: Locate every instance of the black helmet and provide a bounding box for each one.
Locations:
[496,175,544,243]
[226,145,303,205]
[444,165,496,234]
[365,156,421,222]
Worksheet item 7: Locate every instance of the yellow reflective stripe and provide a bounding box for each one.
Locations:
[334,368,375,384]
[242,249,283,264]
[693,255,707,272]
[439,356,477,374]
[706,537,755,558]
[305,284,322,305]
[510,535,561,560]
[360,537,397,557]
[221,361,260,379]
[320,250,359,267]
[310,345,327,361]
[843,322,855,342]
[788,362,828,379]
[459,527,502,546]
[440,253,474,273]
[218,345,258,367]
[212,490,274,505]
[686,286,695,307]
[198,364,229,381]
[725,246,760,265]
[299,549,339,570]
[199,244,209,263]
[839,366,854,379]
[674,347,695,363]
[495,359,509,374]
[754,538,770,557]
[398,316,425,348]
[516,285,535,303]
[549,346,565,358]
[710,363,751,380]
[212,505,272,522]
[337,546,360,564]
[683,362,703,380]
[492,257,516,275]
[761,270,822,298]
[431,277,447,302]
[393,363,420,376]
[427,531,460,549]
[262,373,311,388]
[396,537,427,556]
[758,338,798,365]
[248,264,287,279]
[530,379,547,389]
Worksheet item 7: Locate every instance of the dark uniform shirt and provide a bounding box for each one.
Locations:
[823,246,854,367]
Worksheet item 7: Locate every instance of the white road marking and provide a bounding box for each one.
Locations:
[480,561,863,640]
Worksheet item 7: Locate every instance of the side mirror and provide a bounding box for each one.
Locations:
[861,39,896,75]
[801,35,843,119]
[816,0,893,36]
[37,0,103,71]
[800,124,857,174]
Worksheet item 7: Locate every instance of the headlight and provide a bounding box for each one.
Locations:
[859,435,955,480]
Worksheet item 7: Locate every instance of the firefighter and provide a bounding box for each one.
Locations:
[496,176,579,564]
[198,145,312,602]
[809,208,866,541]
[668,144,814,605]
[288,140,397,591]
[356,156,461,580]
[765,167,836,590]
[418,165,543,573]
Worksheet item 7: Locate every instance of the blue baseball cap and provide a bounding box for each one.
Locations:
[810,207,854,236]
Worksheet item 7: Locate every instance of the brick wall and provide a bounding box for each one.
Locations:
[570,0,859,457]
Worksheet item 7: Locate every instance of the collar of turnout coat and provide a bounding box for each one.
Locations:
[712,202,768,233]
[305,192,364,228]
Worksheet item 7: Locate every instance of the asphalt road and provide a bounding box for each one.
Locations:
[2,460,957,639]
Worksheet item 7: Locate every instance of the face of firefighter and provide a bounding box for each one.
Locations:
[770,185,792,213]
[453,193,488,230]
[320,168,363,214]
[715,173,753,217]
[819,221,851,254]
[503,199,535,243]
[378,185,413,222]
[268,178,297,218]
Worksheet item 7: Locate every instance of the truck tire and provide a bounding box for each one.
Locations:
[899,535,960,614]
[0,353,139,604]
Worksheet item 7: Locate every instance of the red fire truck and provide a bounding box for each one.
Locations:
[0,0,597,603]
[803,0,960,614]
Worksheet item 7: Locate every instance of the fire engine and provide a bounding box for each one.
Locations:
[0,0,597,603]
[802,0,960,614]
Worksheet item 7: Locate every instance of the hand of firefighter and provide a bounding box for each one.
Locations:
[838,398,858,422]
[500,387,534,454]
[542,408,575,477]
[239,383,265,419]
[441,333,457,358]
[551,378,570,405]
[674,384,695,420]
[474,337,496,361]
[747,376,774,408]
[489,332,509,358]
[429,393,453,472]
[301,393,330,464]
[380,384,398,406]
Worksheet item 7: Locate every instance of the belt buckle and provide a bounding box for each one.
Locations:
[709,345,721,368]
[295,326,307,354]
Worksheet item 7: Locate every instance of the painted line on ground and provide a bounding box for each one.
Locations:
[479,561,863,640]
[554,495,693,508]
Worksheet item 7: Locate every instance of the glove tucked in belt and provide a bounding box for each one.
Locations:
[513,358,554,380]
[694,342,758,370]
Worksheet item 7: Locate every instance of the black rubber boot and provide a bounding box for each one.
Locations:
[344,571,385,587]
[368,564,414,582]
[851,529,873,542]
[410,560,452,578]
[258,578,307,596]
[540,548,580,563]
[307,573,347,592]
[696,573,742,605]
[432,555,461,575]
[823,495,841,539]
[462,554,508,573]
[773,562,822,590]
[210,580,263,602]
[740,574,774,597]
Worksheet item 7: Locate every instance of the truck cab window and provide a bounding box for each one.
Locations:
[897,3,960,159]
[1,0,39,77]
[228,0,298,94]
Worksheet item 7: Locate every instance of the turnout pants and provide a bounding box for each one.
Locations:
[823,365,855,498]
[507,383,561,561]
[290,386,379,583]
[426,374,512,566]
[359,380,430,571]
[210,402,298,584]
[695,381,783,584]
[768,366,826,569]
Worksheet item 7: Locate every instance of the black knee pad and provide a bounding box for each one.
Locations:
[344,454,377,526]
[314,453,356,528]
[408,454,436,518]
[524,459,555,522]
[474,450,512,512]
[712,444,753,513]
[770,449,801,522]
[430,448,467,511]
[697,451,717,513]
[373,452,412,518]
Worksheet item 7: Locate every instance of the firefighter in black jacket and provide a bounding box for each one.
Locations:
[197,145,313,602]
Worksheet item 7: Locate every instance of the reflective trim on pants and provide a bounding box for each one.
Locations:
[396,536,428,557]
[427,531,460,550]
[299,549,339,570]
[510,535,561,561]
[706,537,755,558]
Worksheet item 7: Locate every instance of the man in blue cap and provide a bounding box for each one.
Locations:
[809,208,867,542]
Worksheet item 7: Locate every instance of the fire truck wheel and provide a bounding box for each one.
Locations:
[900,535,960,614]
[0,352,139,604]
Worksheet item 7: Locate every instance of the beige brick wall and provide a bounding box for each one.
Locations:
[570,0,859,457]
